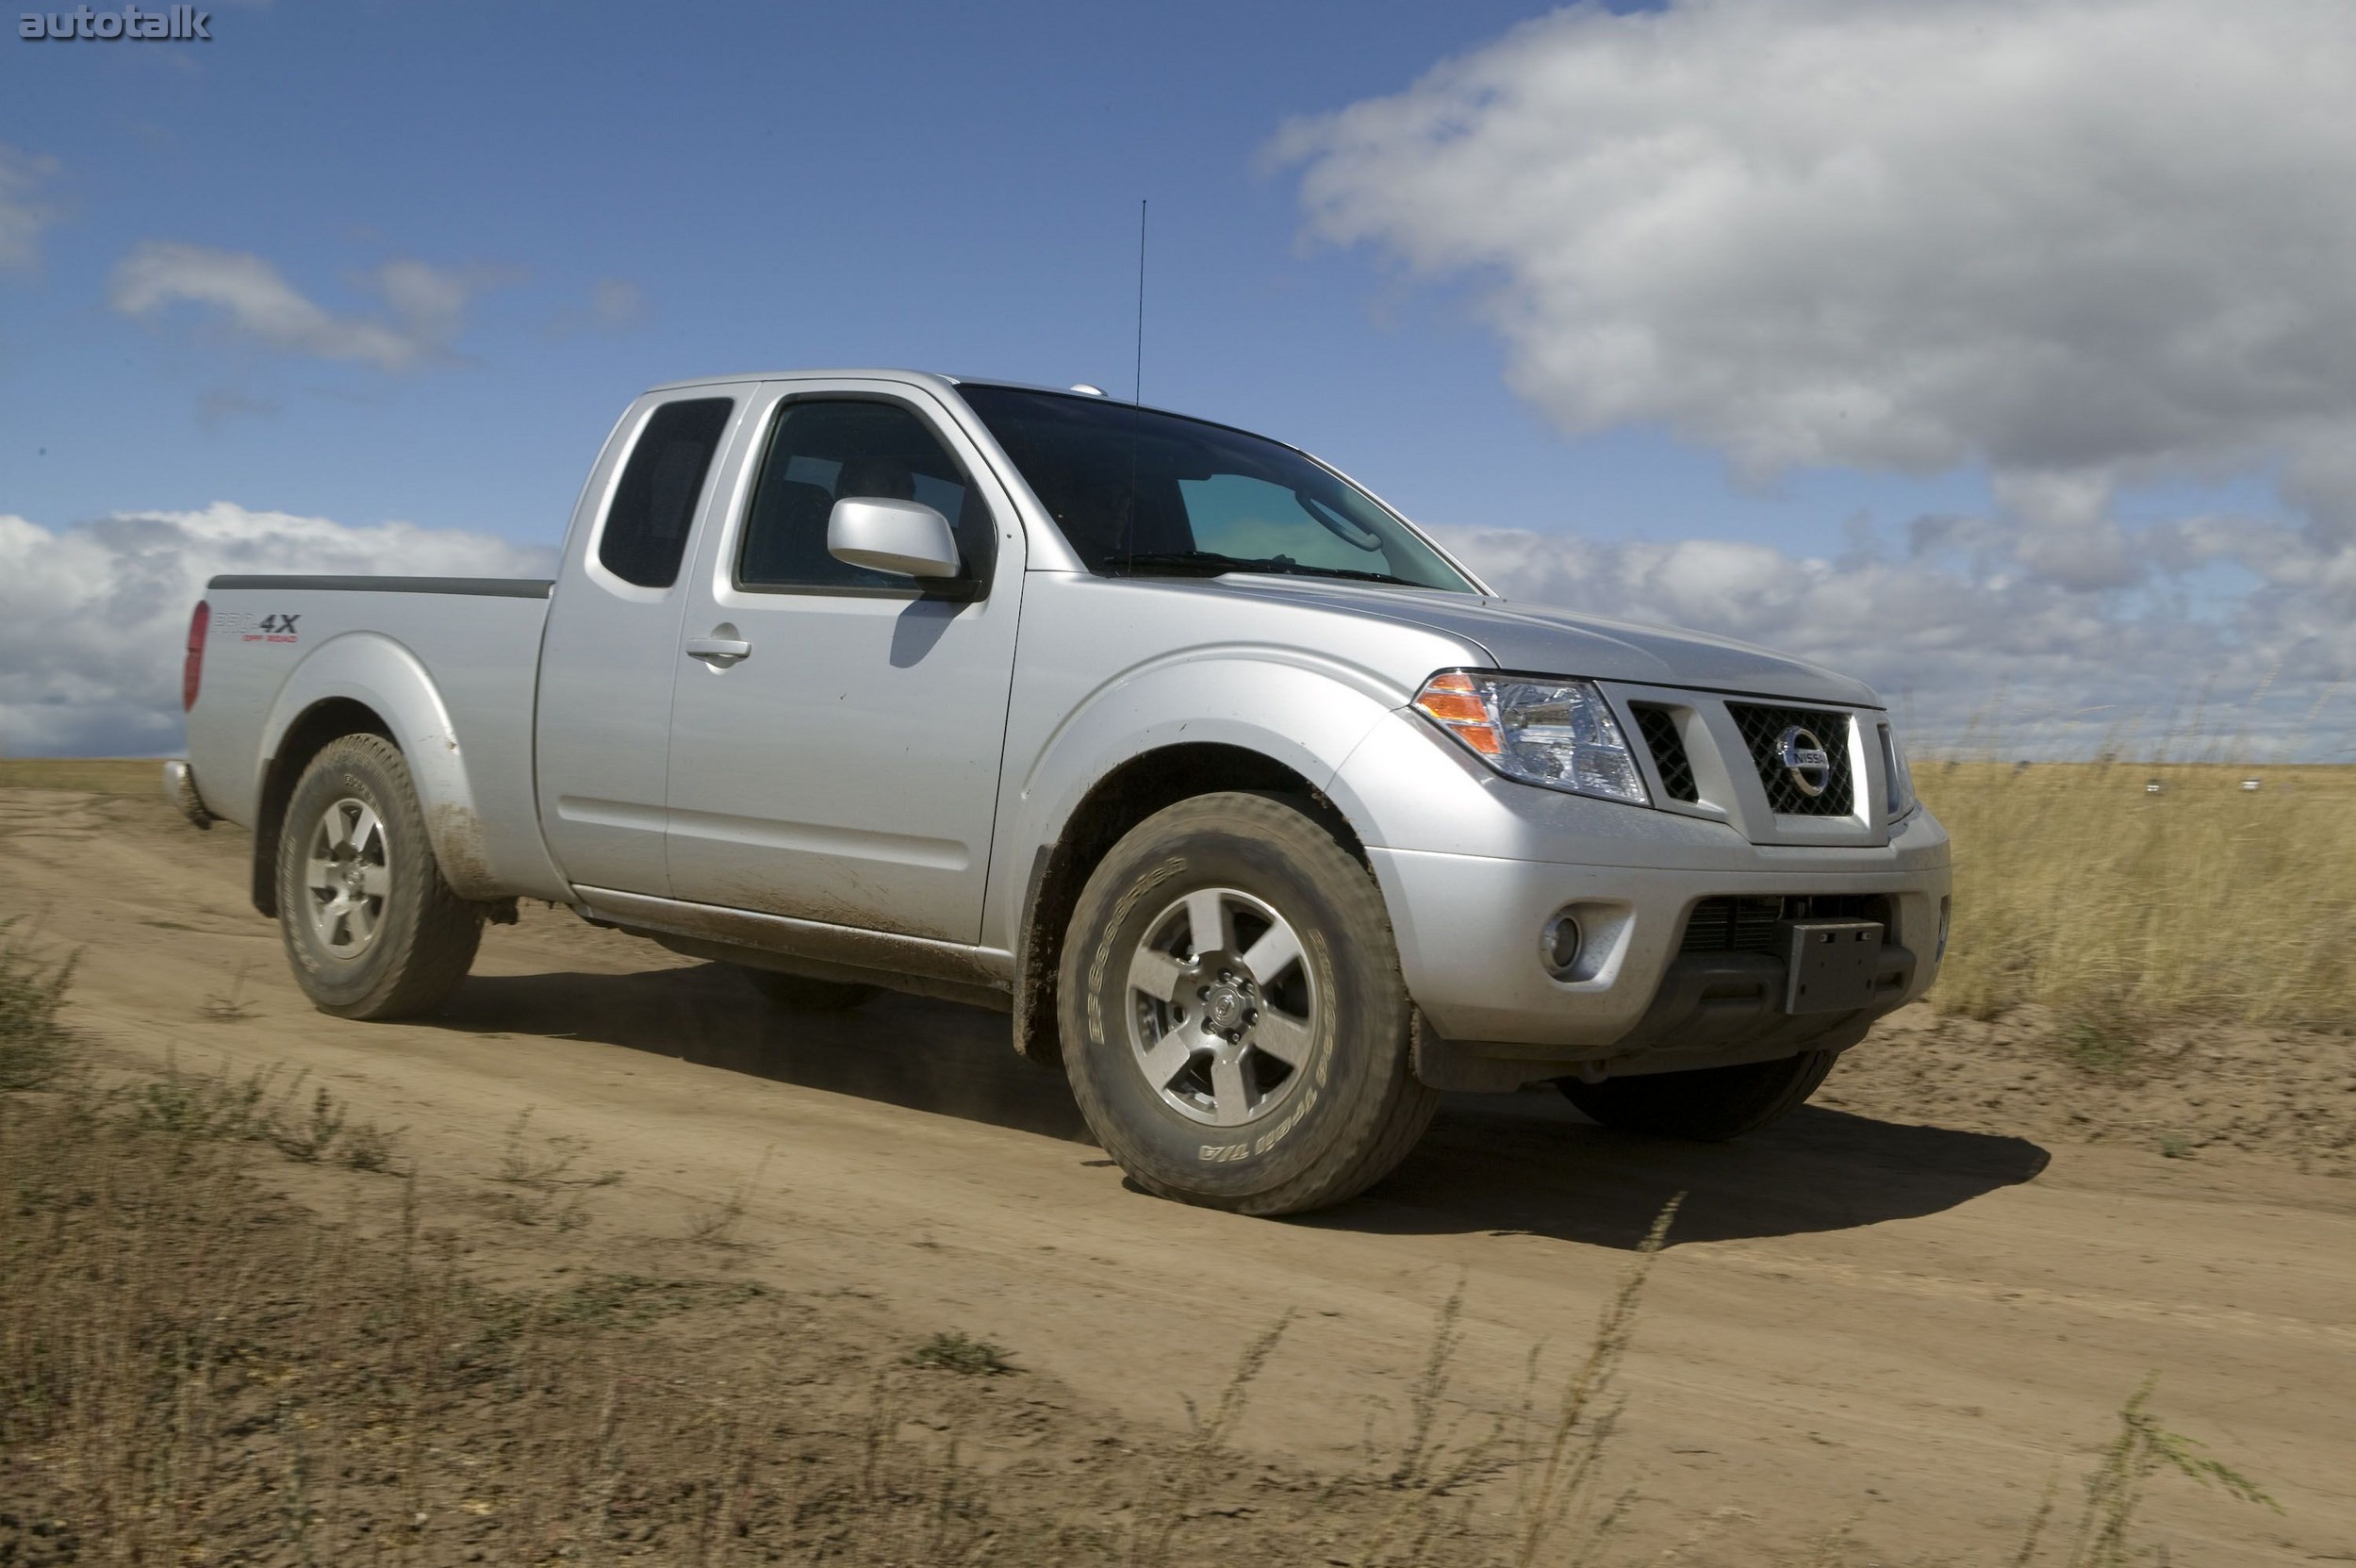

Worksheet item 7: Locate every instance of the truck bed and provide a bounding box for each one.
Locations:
[187,574,569,905]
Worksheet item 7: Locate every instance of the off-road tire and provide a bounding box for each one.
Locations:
[733,965,879,1012]
[1058,791,1439,1216]
[276,734,483,1020]
[1557,1050,1837,1142]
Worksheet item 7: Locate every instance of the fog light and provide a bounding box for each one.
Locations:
[1540,910,1583,980]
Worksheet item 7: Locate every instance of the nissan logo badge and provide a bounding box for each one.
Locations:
[1778,725,1832,798]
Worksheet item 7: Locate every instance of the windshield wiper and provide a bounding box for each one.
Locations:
[1107,552,1423,587]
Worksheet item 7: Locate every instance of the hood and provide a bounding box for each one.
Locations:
[1212,576,1884,708]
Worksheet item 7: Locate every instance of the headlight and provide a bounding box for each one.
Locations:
[1411,671,1650,806]
[1879,722,1917,817]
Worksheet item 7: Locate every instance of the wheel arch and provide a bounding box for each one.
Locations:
[1009,740,1368,1065]
[249,633,491,915]
[251,698,394,916]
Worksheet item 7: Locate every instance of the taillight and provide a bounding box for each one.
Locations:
[182,601,209,711]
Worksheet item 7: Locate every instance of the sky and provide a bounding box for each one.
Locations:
[3,0,2354,759]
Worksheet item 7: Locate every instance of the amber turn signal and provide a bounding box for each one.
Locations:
[1412,671,1504,755]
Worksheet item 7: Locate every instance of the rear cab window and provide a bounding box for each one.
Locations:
[597,397,736,589]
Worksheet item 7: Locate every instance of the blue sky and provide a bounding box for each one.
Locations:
[3,0,2352,759]
[1,0,1994,554]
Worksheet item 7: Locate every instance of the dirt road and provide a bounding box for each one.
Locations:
[5,774,2350,1562]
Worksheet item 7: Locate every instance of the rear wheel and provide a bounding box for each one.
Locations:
[733,965,879,1012]
[1058,792,1438,1216]
[1557,1050,1836,1142]
[276,734,483,1020]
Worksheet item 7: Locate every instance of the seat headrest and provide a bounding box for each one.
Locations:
[836,456,916,502]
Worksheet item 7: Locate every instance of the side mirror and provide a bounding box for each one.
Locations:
[827,497,963,579]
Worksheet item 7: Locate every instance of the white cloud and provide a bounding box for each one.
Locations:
[588,278,644,328]
[0,505,552,758]
[1279,0,2356,753]
[109,243,500,370]
[0,145,59,271]
[0,502,2336,762]
[1278,0,2356,485]
[545,277,648,339]
[1437,519,2356,757]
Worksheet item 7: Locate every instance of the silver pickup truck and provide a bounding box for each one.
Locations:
[173,369,1950,1214]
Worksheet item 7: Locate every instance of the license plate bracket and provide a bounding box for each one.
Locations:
[1779,919,1886,1014]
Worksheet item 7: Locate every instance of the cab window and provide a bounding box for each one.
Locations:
[737,399,994,592]
[598,397,734,589]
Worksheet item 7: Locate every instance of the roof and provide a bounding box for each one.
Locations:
[640,367,1200,423]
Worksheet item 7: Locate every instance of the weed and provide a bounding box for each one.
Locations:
[1509,1194,1682,1568]
[495,1106,622,1188]
[0,917,75,1091]
[2058,1010,2143,1076]
[1389,1275,1467,1489]
[124,1060,387,1170]
[684,1145,773,1246]
[2008,1470,2063,1568]
[906,1330,1013,1377]
[544,1274,765,1331]
[339,1119,403,1172]
[2157,1134,2193,1160]
[130,1055,279,1144]
[489,1108,622,1228]
[268,1085,347,1163]
[2056,1376,2277,1568]
[1804,1516,1860,1566]
[196,963,259,1023]
[1130,1312,1291,1568]
[1353,1281,1512,1567]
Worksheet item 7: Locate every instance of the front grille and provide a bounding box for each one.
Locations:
[1726,702,1855,816]
[1679,894,1894,954]
[1631,703,1699,802]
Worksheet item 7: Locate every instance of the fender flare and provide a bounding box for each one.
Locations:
[255,632,503,900]
[992,650,1407,951]
[1017,653,1400,860]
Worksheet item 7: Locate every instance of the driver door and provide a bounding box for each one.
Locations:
[660,380,1025,943]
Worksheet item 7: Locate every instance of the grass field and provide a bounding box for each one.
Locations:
[0,758,162,795]
[1918,761,2356,1034]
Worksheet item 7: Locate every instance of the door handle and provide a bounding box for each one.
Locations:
[684,635,751,663]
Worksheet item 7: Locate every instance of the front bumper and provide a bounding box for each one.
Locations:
[1333,709,1951,1081]
[1371,839,1945,1049]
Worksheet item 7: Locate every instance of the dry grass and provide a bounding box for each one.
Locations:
[1919,762,2356,1033]
[0,852,2291,1565]
[0,1082,2275,1567]
[0,758,159,795]
[0,919,74,1092]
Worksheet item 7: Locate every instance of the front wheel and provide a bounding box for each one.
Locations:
[1058,792,1439,1217]
[1557,1050,1836,1142]
[276,734,483,1020]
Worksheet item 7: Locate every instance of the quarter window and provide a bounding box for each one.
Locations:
[737,399,993,592]
[598,397,734,589]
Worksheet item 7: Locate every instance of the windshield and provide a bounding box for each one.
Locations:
[955,385,1476,593]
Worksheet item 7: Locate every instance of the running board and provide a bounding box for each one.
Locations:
[570,885,1015,1007]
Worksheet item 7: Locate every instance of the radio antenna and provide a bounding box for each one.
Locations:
[1133,198,1147,404]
